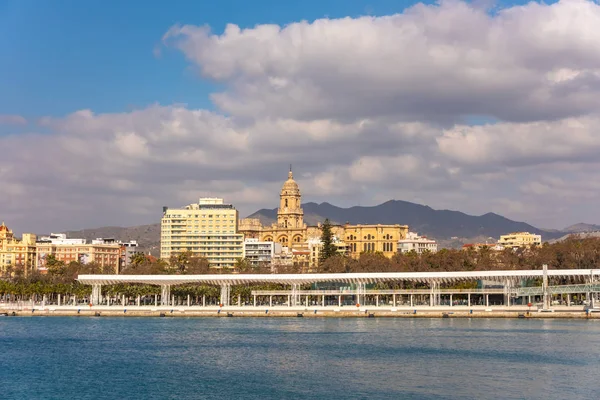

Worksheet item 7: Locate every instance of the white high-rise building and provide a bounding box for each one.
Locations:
[160,198,244,268]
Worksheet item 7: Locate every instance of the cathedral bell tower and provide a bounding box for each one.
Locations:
[277,166,304,229]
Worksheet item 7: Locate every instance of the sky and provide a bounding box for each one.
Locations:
[2,0,600,234]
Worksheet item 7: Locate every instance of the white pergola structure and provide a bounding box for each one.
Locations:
[78,268,600,308]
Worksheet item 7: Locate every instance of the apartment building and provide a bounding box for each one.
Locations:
[36,233,121,272]
[498,232,542,249]
[398,232,438,254]
[243,238,282,266]
[160,198,244,268]
[0,222,37,275]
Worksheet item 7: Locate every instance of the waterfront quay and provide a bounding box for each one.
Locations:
[3,268,600,318]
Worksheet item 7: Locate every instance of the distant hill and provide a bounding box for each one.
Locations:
[562,223,600,233]
[57,200,587,253]
[61,224,161,255]
[247,200,565,241]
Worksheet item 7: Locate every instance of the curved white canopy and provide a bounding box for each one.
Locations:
[78,269,600,286]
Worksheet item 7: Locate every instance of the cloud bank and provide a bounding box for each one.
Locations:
[3,0,600,233]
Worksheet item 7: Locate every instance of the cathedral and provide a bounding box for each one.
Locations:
[239,168,409,265]
[261,168,308,248]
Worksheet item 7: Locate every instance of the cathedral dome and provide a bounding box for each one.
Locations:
[281,170,299,193]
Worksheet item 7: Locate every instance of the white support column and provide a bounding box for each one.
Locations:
[291,284,297,307]
[154,294,158,307]
[137,295,141,307]
[287,295,291,307]
[504,279,512,307]
[187,294,191,307]
[567,294,571,307]
[161,285,171,306]
[355,282,365,306]
[542,264,550,310]
[269,295,273,307]
[338,295,342,307]
[410,294,414,307]
[393,294,396,307]
[91,284,102,305]
[322,295,325,307]
[305,295,309,307]
[467,293,471,307]
[58,293,61,307]
[220,284,231,307]
[122,294,126,307]
[253,295,257,307]
[202,295,206,307]
[485,294,489,307]
[376,295,379,307]
[449,294,453,307]
[238,294,242,306]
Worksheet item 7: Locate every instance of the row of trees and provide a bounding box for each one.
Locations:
[2,233,600,298]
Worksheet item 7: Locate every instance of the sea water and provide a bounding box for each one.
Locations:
[1,317,599,399]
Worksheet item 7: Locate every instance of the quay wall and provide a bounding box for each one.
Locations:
[2,306,599,319]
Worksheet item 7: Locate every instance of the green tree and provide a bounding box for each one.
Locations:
[319,218,337,264]
[46,254,66,277]
[234,258,253,273]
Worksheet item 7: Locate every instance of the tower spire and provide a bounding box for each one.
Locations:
[288,164,293,179]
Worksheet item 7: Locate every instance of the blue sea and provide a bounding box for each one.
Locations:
[1,317,599,399]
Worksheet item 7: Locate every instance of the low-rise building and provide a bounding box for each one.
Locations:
[38,233,85,245]
[92,238,142,272]
[398,232,438,254]
[344,224,408,258]
[160,198,244,269]
[462,243,505,251]
[36,236,121,273]
[0,222,37,276]
[498,232,542,249]
[243,238,282,266]
[308,236,349,268]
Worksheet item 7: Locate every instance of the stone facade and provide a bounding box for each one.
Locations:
[239,169,409,266]
[0,222,37,276]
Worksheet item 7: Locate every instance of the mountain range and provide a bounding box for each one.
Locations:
[60,200,599,252]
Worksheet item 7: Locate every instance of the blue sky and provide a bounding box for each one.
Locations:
[0,0,539,119]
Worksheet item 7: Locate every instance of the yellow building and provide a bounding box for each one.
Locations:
[239,169,409,266]
[343,224,408,259]
[160,198,244,268]
[498,232,542,248]
[0,222,37,276]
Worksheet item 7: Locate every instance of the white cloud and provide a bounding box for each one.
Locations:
[163,0,600,123]
[5,0,600,233]
[437,116,600,167]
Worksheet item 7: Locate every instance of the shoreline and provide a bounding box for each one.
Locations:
[2,306,599,319]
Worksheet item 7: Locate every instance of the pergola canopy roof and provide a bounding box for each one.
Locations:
[78,269,600,286]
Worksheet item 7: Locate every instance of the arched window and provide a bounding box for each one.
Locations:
[285,199,288,207]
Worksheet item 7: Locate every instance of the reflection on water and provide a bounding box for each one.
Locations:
[1,317,599,399]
